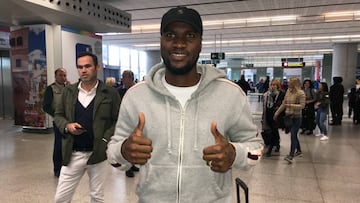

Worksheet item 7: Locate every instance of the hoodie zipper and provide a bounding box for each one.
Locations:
[177,105,186,203]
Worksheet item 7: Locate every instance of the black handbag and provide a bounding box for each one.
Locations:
[283,115,293,133]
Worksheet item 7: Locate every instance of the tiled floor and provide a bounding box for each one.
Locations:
[0,98,359,203]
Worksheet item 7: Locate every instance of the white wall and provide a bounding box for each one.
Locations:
[61,27,102,84]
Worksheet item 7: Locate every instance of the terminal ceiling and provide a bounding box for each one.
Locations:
[1,0,360,61]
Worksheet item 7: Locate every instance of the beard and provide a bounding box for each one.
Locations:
[162,55,199,75]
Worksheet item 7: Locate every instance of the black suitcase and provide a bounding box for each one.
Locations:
[235,177,249,203]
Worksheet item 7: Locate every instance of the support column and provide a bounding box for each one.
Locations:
[256,67,266,82]
[273,67,283,80]
[332,43,358,91]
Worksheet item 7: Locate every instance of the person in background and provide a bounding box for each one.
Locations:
[348,87,356,119]
[116,70,140,178]
[354,88,360,125]
[274,77,306,164]
[300,79,316,135]
[237,74,251,95]
[263,76,270,93]
[105,77,116,87]
[107,6,263,202]
[329,76,344,125]
[281,79,288,91]
[42,68,68,177]
[314,82,330,141]
[256,78,265,102]
[262,79,285,157]
[54,52,121,202]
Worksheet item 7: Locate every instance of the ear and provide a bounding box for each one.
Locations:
[96,63,101,72]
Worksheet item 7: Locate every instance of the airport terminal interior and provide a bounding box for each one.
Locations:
[1,0,360,203]
[0,97,359,202]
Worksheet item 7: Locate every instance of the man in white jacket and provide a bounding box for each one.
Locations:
[107,6,263,203]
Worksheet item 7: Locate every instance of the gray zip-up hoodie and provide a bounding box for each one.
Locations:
[107,63,263,203]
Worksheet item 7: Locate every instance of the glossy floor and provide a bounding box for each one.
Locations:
[0,99,359,202]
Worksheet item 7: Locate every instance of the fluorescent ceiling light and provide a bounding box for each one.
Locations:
[324,11,354,17]
[133,34,360,48]
[204,49,333,56]
[323,10,360,22]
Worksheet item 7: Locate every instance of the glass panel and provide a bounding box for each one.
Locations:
[139,51,147,81]
[102,44,108,65]
[130,49,138,80]
[120,48,130,70]
[108,45,119,66]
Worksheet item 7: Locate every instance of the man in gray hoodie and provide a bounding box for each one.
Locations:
[107,6,263,203]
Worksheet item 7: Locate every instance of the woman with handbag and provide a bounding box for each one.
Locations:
[262,79,285,157]
[274,77,306,164]
[300,79,317,135]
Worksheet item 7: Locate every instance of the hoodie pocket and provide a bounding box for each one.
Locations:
[181,165,232,201]
[136,164,178,202]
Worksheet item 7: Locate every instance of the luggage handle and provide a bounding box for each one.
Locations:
[236,177,249,203]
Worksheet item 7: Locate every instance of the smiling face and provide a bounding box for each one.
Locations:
[160,22,202,75]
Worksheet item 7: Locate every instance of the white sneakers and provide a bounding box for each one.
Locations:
[320,135,329,141]
[315,133,329,141]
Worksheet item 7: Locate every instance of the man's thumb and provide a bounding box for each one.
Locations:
[135,112,145,136]
[210,121,222,144]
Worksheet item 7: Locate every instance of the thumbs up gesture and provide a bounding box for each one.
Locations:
[203,121,236,172]
[121,112,153,165]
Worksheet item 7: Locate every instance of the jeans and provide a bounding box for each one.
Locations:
[290,116,302,156]
[316,108,328,135]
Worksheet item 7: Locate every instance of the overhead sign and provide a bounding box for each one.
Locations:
[211,52,225,60]
[281,58,305,67]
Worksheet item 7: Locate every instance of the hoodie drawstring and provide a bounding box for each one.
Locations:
[165,97,172,154]
[193,99,199,151]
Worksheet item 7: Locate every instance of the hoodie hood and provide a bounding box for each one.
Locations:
[145,62,226,98]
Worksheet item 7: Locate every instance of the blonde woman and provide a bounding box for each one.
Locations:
[274,77,306,164]
[262,79,285,157]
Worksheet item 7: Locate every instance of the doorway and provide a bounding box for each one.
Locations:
[0,50,13,119]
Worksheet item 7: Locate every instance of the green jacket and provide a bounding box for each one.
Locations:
[54,80,121,165]
[42,82,65,117]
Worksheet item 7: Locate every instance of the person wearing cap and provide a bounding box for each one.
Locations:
[107,6,263,202]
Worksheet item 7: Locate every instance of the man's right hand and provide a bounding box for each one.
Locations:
[121,112,153,165]
[66,123,87,135]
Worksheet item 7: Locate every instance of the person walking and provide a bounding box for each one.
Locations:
[42,67,68,177]
[107,6,263,202]
[314,82,330,141]
[54,52,121,202]
[274,77,306,164]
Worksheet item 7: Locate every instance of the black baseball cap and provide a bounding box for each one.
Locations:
[160,6,203,36]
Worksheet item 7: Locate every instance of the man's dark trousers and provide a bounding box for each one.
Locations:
[53,122,62,176]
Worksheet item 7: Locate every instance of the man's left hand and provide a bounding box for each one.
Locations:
[203,121,236,173]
